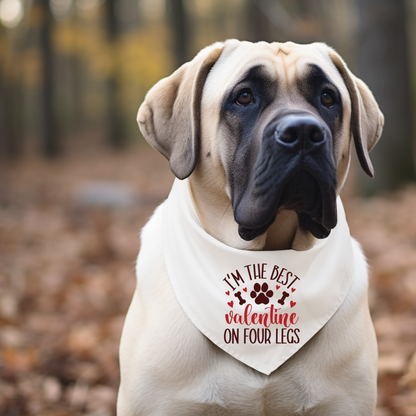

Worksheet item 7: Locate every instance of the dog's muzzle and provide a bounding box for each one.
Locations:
[234,113,338,241]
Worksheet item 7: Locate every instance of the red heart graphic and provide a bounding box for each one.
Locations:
[226,291,230,296]
[227,301,234,308]
[276,285,281,290]
[243,287,247,292]
[291,288,296,293]
[290,301,296,308]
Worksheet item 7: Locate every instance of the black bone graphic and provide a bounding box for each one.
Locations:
[277,291,289,306]
[234,291,246,305]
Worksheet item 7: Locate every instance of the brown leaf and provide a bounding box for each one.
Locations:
[1,347,39,371]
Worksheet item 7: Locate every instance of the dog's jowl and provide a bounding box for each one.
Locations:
[118,40,384,416]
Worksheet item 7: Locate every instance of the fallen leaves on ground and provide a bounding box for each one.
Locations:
[0,145,415,415]
[345,186,416,416]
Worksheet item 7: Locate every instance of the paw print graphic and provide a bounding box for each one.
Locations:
[250,282,274,305]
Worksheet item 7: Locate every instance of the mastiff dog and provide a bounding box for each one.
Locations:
[117,40,384,415]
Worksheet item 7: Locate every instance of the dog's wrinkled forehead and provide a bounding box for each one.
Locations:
[202,41,350,112]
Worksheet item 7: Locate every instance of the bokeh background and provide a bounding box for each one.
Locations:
[1,0,416,415]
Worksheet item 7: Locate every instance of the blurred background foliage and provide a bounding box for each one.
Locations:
[0,0,416,192]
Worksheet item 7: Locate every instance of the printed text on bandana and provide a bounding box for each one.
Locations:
[223,263,301,345]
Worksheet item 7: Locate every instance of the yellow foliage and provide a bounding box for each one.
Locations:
[52,20,76,55]
[1,6,176,124]
[118,24,174,92]
[50,16,174,95]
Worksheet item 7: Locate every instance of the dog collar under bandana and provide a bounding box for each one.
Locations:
[162,179,354,375]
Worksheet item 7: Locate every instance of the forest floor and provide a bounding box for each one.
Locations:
[1,142,416,415]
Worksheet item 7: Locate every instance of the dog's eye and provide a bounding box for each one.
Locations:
[236,89,253,106]
[321,91,335,108]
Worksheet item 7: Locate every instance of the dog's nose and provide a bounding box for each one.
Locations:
[274,115,325,149]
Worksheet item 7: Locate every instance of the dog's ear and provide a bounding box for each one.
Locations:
[328,49,384,177]
[137,43,225,179]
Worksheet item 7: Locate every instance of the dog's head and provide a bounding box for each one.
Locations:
[138,40,383,248]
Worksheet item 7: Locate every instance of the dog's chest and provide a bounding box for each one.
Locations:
[129,205,376,415]
[132,283,370,415]
[135,297,322,414]
[134,209,335,415]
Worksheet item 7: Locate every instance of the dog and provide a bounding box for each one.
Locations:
[117,40,384,415]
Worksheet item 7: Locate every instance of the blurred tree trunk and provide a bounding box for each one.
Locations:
[66,54,82,130]
[356,0,415,192]
[0,27,5,157]
[0,31,17,158]
[249,0,273,42]
[39,0,59,156]
[169,0,188,68]
[2,82,22,157]
[105,0,125,148]
[247,0,305,43]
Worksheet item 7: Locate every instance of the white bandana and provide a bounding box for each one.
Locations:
[162,179,354,375]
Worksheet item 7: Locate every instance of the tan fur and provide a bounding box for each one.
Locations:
[118,40,383,415]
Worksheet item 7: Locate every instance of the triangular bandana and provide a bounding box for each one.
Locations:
[162,179,354,375]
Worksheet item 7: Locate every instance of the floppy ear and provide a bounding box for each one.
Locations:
[328,49,384,177]
[137,43,225,179]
